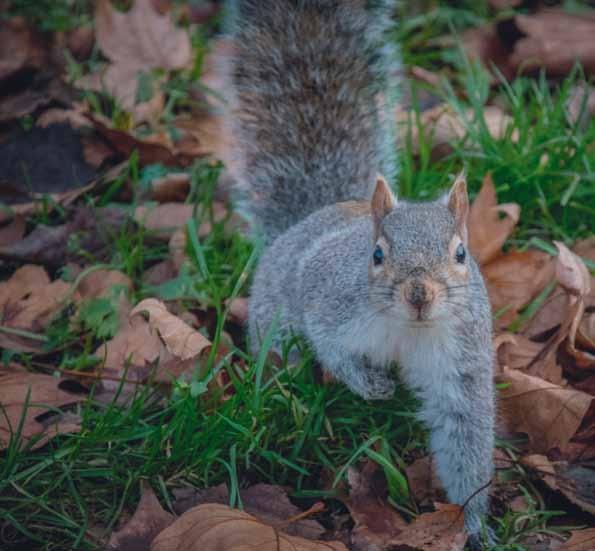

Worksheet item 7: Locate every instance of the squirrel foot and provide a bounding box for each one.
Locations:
[358,369,396,401]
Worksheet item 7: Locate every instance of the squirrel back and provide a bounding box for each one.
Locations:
[226,0,400,242]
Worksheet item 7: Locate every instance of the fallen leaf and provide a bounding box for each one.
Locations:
[0,365,85,450]
[151,503,348,551]
[146,173,191,202]
[135,201,226,240]
[494,333,563,384]
[497,366,593,453]
[130,298,211,360]
[555,242,591,299]
[387,503,467,551]
[91,0,191,122]
[0,264,73,332]
[0,216,25,247]
[0,206,129,266]
[510,11,595,76]
[521,455,595,517]
[173,483,325,540]
[77,269,133,300]
[342,462,407,551]
[0,18,47,82]
[405,456,445,509]
[468,174,521,266]
[107,485,174,551]
[556,528,595,551]
[482,250,555,329]
[522,289,567,340]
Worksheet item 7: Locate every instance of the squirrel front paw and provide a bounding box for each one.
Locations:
[358,370,396,401]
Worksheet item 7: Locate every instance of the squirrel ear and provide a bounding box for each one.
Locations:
[371,175,396,225]
[447,171,469,245]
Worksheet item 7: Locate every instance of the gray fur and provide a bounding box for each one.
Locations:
[227,0,400,243]
[230,0,495,545]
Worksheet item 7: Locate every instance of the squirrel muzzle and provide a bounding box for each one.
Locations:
[402,276,438,321]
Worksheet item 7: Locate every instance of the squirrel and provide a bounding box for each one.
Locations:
[225,0,495,547]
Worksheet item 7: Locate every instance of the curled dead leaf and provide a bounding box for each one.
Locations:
[151,503,348,551]
[130,298,211,360]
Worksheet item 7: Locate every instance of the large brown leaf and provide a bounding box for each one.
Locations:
[482,250,554,329]
[497,366,592,453]
[468,174,520,266]
[0,365,85,450]
[90,0,191,121]
[386,504,467,551]
[151,503,348,551]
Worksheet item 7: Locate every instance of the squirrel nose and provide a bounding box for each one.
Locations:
[404,279,434,311]
[408,282,427,308]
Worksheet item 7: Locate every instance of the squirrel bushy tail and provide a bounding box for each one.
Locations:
[227,0,400,242]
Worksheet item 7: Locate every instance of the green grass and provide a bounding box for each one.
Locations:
[2,1,595,549]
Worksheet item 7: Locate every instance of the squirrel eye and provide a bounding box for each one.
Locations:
[373,244,385,266]
[455,243,466,264]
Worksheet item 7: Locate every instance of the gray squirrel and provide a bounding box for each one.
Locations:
[226,0,495,546]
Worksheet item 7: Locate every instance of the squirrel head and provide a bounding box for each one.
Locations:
[368,172,471,326]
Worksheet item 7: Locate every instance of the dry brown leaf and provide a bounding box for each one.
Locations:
[107,485,174,551]
[482,250,555,329]
[0,264,73,332]
[173,484,325,540]
[343,462,407,551]
[556,528,595,551]
[0,365,85,450]
[555,242,591,299]
[405,456,445,509]
[77,269,133,300]
[0,216,25,247]
[87,116,197,167]
[90,0,191,122]
[147,173,191,202]
[0,18,48,82]
[151,503,348,551]
[135,201,227,241]
[510,11,595,76]
[497,366,593,453]
[521,455,595,517]
[386,503,467,551]
[494,333,563,384]
[95,313,162,373]
[468,174,521,266]
[130,299,211,361]
[522,289,567,339]
[135,203,194,238]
